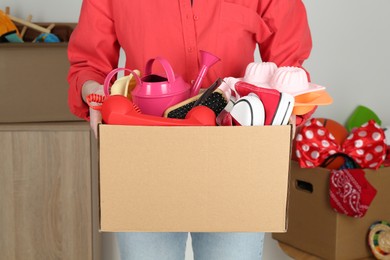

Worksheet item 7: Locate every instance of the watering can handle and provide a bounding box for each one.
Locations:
[144,57,176,83]
[103,68,142,96]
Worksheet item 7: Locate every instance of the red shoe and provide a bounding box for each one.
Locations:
[230,93,265,126]
[235,81,294,125]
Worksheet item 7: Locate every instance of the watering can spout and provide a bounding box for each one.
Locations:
[190,50,220,97]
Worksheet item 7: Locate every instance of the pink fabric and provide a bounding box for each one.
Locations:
[67,0,312,120]
[329,168,377,218]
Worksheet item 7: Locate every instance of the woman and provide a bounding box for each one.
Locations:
[67,0,312,259]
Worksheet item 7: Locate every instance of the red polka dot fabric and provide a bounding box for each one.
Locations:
[295,118,387,169]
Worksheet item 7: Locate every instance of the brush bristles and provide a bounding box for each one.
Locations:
[165,90,228,119]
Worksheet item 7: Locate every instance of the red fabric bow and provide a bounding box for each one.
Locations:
[329,168,377,218]
[295,119,387,169]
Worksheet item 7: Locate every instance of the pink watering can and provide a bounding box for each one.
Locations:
[130,50,220,116]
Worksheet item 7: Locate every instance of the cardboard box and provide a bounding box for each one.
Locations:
[98,124,292,232]
[273,161,390,260]
[0,23,81,123]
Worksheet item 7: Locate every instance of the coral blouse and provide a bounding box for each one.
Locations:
[68,0,312,120]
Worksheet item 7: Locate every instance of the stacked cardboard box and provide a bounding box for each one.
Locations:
[0,23,80,122]
[273,161,390,259]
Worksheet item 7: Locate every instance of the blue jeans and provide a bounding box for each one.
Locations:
[117,232,264,260]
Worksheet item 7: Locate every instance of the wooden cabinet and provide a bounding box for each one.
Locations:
[0,123,100,260]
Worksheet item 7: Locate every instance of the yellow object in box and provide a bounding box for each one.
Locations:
[109,69,141,100]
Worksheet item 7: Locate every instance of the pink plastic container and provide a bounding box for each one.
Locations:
[132,57,191,116]
[104,58,191,117]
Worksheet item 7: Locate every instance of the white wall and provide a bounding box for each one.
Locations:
[303,0,390,128]
[2,1,389,259]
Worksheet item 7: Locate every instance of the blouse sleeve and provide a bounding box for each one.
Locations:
[67,0,120,120]
[258,0,315,125]
[258,0,312,73]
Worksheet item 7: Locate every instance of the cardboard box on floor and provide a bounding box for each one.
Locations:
[273,161,390,260]
[98,124,292,232]
[0,23,81,123]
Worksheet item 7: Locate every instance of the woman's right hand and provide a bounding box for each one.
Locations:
[82,80,105,138]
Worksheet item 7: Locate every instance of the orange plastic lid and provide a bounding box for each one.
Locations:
[292,90,333,115]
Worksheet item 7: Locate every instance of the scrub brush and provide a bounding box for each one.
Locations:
[164,78,230,119]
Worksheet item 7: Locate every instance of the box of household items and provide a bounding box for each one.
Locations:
[273,113,390,260]
[0,9,79,122]
[95,55,333,232]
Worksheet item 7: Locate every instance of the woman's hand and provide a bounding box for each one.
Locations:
[82,80,104,138]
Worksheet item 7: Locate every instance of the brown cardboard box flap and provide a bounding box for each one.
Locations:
[99,125,292,232]
[273,161,390,259]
